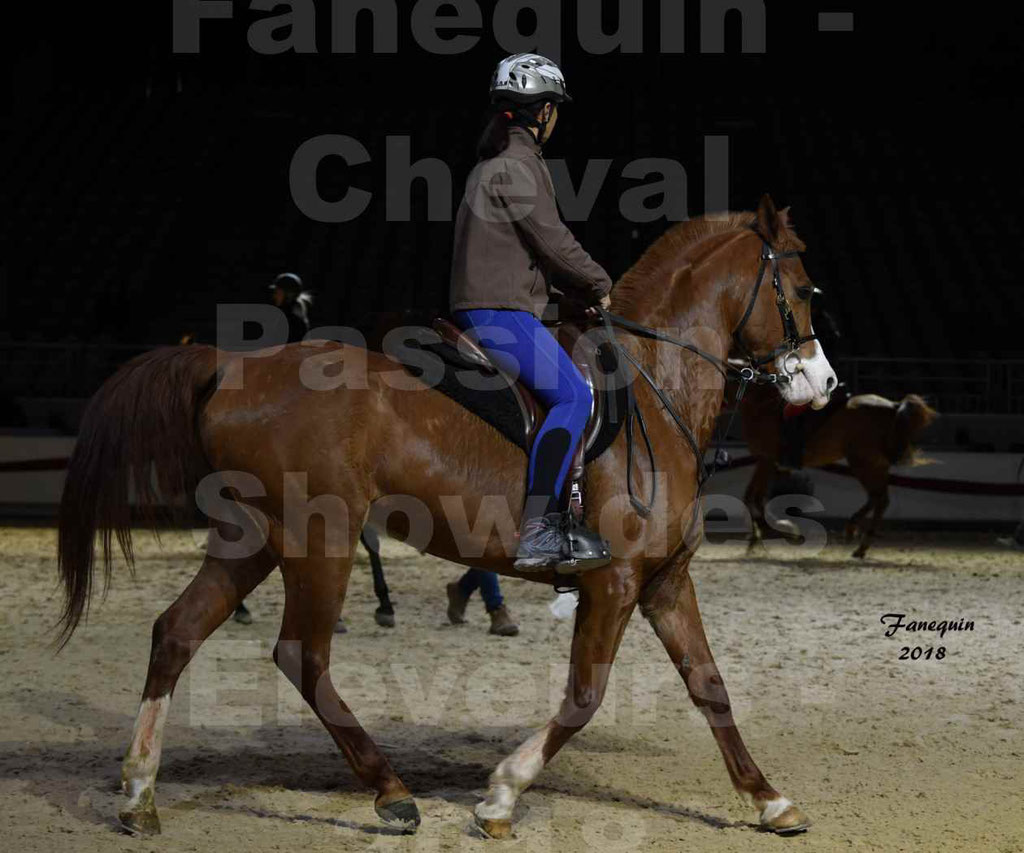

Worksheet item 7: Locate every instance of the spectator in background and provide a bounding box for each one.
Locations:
[231,272,314,626]
[269,272,314,343]
[812,297,843,357]
[446,571,519,637]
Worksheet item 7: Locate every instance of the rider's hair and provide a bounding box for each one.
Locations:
[476,99,548,161]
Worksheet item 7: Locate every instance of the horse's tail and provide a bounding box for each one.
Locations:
[887,393,939,466]
[57,345,219,646]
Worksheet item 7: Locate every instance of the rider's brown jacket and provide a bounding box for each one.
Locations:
[449,126,613,318]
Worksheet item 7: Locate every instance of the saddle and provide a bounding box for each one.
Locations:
[392,317,631,517]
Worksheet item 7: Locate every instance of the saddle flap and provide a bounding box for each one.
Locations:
[432,318,498,375]
[420,317,631,479]
[432,317,541,440]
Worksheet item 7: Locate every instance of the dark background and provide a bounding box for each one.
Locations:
[6,3,1023,378]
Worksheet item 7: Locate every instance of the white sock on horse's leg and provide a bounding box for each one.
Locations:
[122,695,171,812]
[475,722,556,824]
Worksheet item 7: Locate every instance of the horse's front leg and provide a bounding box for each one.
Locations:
[474,568,640,838]
[641,564,811,834]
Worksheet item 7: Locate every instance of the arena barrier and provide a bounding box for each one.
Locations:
[0,435,1021,522]
[702,450,1024,524]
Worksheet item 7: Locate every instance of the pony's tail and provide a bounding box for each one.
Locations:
[56,345,219,647]
[476,99,544,161]
[476,107,515,160]
[887,393,939,466]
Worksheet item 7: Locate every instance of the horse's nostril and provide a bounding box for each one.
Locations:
[826,375,837,392]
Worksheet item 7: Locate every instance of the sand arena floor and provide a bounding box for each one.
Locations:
[0,526,1021,852]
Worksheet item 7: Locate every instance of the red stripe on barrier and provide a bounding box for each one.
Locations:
[820,463,1024,496]
[713,455,1024,496]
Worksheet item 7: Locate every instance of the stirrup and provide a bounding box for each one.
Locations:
[556,517,611,574]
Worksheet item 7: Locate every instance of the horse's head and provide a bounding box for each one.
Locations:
[731,195,837,409]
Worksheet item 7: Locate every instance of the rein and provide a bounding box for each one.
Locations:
[596,226,814,518]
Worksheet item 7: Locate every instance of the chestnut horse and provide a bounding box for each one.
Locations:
[741,386,937,557]
[57,196,837,838]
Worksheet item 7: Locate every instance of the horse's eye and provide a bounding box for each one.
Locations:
[795,286,813,301]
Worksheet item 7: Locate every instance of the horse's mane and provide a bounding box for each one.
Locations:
[613,210,805,311]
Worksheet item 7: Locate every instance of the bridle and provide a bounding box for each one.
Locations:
[595,222,817,517]
[602,224,815,390]
[730,226,817,382]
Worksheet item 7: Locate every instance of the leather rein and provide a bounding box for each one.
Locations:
[596,224,816,517]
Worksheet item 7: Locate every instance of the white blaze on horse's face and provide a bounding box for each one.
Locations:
[776,328,837,409]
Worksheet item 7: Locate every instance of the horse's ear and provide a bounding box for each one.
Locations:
[779,205,793,231]
[755,193,780,241]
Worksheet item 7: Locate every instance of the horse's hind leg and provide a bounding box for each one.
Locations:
[641,564,810,834]
[845,497,872,543]
[850,464,890,558]
[120,522,278,834]
[853,487,889,558]
[273,524,418,831]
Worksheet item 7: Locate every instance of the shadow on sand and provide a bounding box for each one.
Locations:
[3,688,750,835]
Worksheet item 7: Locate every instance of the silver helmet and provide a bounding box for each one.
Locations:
[489,53,572,104]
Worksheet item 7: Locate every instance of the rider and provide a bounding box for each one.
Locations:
[449,53,613,572]
[269,272,314,344]
[231,272,315,626]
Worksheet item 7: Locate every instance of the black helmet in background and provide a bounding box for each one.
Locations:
[269,272,304,300]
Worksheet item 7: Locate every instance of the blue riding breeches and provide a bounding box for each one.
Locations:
[451,308,592,517]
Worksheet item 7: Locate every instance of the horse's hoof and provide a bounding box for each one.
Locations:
[851,547,867,559]
[773,519,801,540]
[119,806,161,836]
[233,604,253,625]
[476,816,513,839]
[375,610,396,628]
[375,795,420,832]
[334,618,348,634]
[761,802,811,835]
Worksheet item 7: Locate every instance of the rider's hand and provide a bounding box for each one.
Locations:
[586,295,612,319]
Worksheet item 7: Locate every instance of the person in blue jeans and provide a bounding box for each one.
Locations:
[446,570,519,636]
[449,53,613,571]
